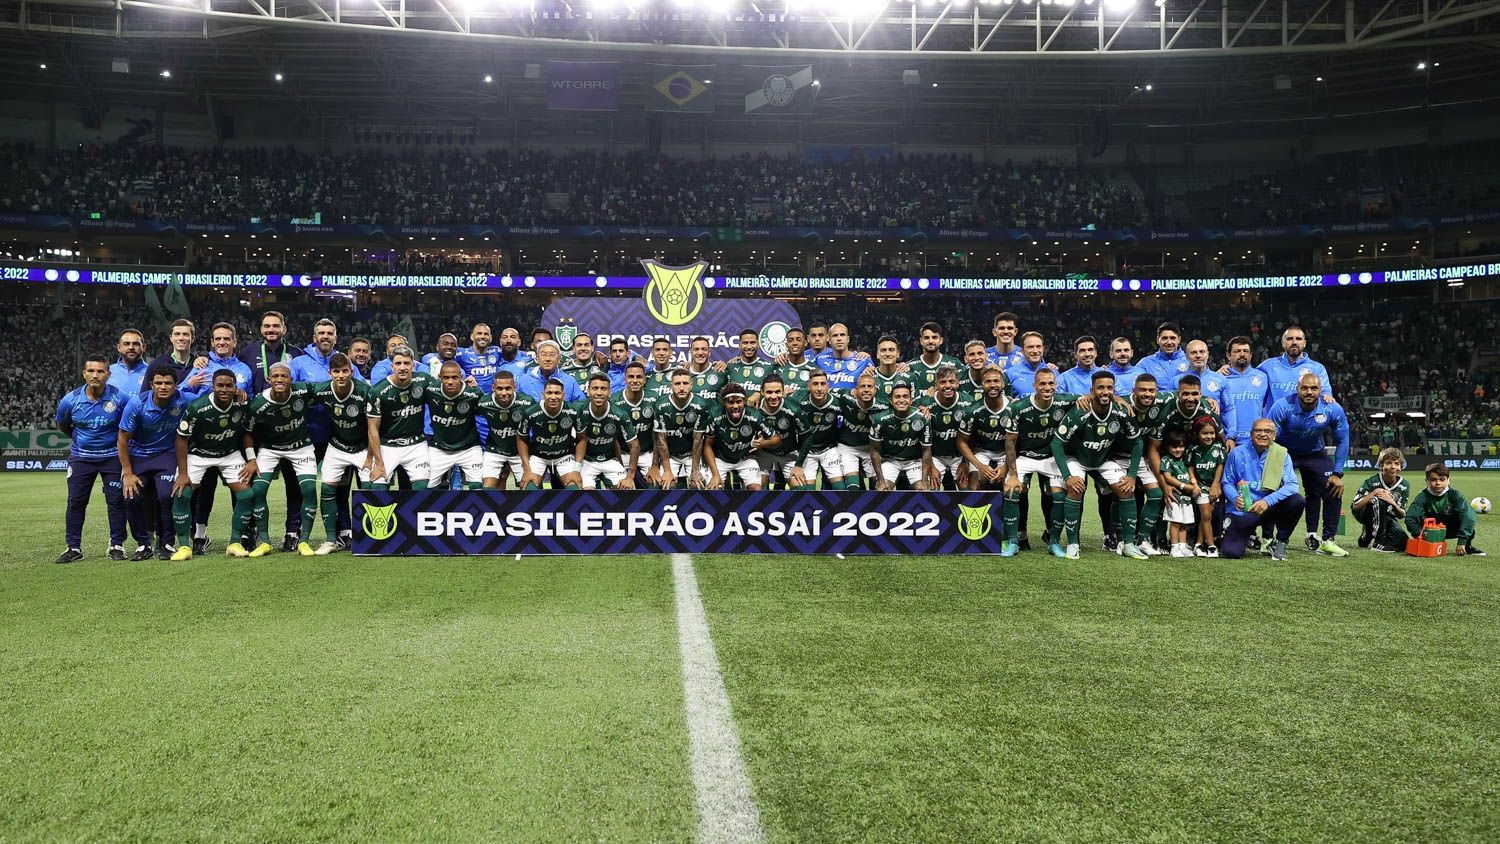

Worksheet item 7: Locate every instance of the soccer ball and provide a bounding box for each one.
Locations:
[1473,497,1492,515]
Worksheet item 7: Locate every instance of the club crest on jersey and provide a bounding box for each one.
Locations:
[400,394,409,404]
[548,422,558,432]
[444,403,454,413]
[753,366,765,378]
[739,424,753,437]
[412,385,424,399]
[912,418,925,431]
[458,402,470,414]
[281,408,291,418]
[293,399,305,412]
[1252,376,1263,386]
[104,401,116,412]
[1314,414,1327,424]
[1108,420,1120,433]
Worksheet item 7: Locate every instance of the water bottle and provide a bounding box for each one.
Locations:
[1237,480,1251,511]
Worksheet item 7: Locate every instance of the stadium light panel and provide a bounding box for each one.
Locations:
[160,69,172,78]
[483,74,494,83]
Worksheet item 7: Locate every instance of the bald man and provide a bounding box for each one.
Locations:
[818,322,873,390]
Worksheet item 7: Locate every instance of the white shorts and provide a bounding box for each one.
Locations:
[375,442,429,484]
[1013,455,1063,489]
[801,448,844,480]
[187,452,248,486]
[1192,491,1211,506]
[257,444,317,477]
[880,458,925,486]
[837,444,875,480]
[931,455,963,476]
[971,449,1007,469]
[429,445,484,486]
[1164,499,1196,524]
[482,452,526,484]
[1134,460,1158,485]
[581,458,628,488]
[716,457,766,487]
[528,454,580,479]
[660,455,707,484]
[1066,457,1127,486]
[321,446,370,486]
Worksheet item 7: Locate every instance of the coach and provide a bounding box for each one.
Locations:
[1219,419,1304,561]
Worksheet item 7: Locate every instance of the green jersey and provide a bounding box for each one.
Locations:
[577,403,637,463]
[686,366,727,412]
[794,395,842,459]
[561,358,602,384]
[1158,396,1223,442]
[756,401,799,457]
[522,404,581,461]
[645,366,678,401]
[725,359,773,395]
[1354,474,1411,512]
[311,380,370,454]
[958,368,993,404]
[177,395,248,459]
[703,409,770,464]
[1002,395,1073,460]
[916,394,973,459]
[477,394,536,456]
[247,384,316,452]
[1055,403,1138,472]
[959,399,1010,454]
[1187,442,1227,488]
[424,385,484,452]
[870,409,930,462]
[871,369,915,402]
[367,372,440,447]
[1405,487,1477,541]
[614,393,657,455]
[1128,393,1174,441]
[779,359,821,405]
[906,355,963,392]
[1160,454,1193,490]
[835,393,889,448]
[653,396,709,460]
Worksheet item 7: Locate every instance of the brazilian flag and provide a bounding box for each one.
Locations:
[647,65,716,113]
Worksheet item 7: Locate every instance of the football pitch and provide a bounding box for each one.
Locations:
[2,472,1498,841]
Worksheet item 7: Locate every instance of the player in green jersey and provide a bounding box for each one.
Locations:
[915,365,973,490]
[309,353,369,554]
[699,385,779,490]
[560,333,603,383]
[366,347,438,491]
[519,379,583,489]
[753,374,800,489]
[684,336,728,414]
[958,366,1010,491]
[959,340,994,403]
[478,371,536,489]
[776,327,821,409]
[1351,447,1411,552]
[789,370,846,490]
[170,369,256,561]
[999,368,1074,557]
[654,369,710,489]
[425,361,486,490]
[835,371,888,489]
[725,329,772,397]
[907,321,964,396]
[869,384,932,491]
[246,362,318,557]
[644,338,679,401]
[576,373,640,489]
[614,362,659,488]
[1052,370,1147,560]
[871,335,916,402]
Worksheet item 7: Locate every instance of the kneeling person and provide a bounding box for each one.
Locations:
[1351,447,1411,552]
[869,384,931,491]
[1405,463,1483,556]
[699,385,778,490]
[424,361,485,489]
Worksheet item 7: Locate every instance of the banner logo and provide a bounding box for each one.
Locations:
[759,321,791,359]
[656,71,707,107]
[642,259,707,326]
[556,318,579,351]
[956,502,992,540]
[361,501,400,541]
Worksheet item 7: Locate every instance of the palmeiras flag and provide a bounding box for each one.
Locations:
[647,65,716,113]
[744,66,816,115]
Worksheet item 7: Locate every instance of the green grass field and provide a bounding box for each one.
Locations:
[2,471,1498,841]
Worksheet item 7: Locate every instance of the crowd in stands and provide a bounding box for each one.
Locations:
[7,287,1497,453]
[0,142,1137,230]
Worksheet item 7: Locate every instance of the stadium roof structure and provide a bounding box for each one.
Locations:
[2,0,1499,144]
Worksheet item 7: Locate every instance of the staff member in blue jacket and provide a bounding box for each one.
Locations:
[54,355,129,563]
[1267,373,1351,557]
[1220,418,1304,561]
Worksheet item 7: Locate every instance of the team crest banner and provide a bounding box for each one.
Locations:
[353,490,1008,556]
[542,260,800,363]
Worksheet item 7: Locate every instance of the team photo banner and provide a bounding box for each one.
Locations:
[352,489,1008,556]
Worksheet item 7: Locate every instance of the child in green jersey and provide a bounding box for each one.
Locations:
[1187,419,1226,558]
